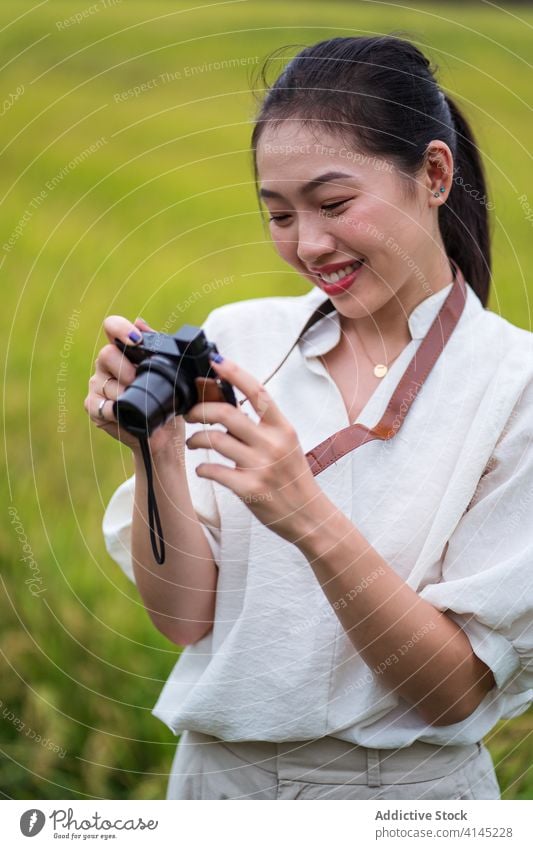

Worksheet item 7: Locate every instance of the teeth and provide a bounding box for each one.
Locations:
[320,260,362,284]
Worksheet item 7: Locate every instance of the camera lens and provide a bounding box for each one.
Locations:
[113,355,194,436]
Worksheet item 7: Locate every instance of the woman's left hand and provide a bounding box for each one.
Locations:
[183,354,324,544]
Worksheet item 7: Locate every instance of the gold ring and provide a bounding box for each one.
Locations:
[97,398,108,419]
[102,376,113,399]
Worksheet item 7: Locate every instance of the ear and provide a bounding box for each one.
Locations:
[423,140,454,206]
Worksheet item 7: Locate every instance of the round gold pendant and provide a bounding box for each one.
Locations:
[374,364,388,378]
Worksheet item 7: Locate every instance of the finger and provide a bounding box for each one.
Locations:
[186,428,255,468]
[86,394,116,425]
[92,373,128,402]
[96,344,137,386]
[134,316,155,332]
[184,401,262,444]
[195,462,243,493]
[103,314,144,348]
[208,355,281,425]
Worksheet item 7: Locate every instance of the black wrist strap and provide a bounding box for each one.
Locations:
[138,435,165,564]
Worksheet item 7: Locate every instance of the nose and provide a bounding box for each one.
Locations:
[296,211,337,266]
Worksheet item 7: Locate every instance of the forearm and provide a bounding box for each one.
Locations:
[295,492,495,726]
[131,442,218,645]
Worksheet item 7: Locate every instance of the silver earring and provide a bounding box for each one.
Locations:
[434,186,445,198]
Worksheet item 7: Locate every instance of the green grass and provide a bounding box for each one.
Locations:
[1,0,532,799]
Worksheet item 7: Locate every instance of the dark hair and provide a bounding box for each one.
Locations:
[250,34,492,307]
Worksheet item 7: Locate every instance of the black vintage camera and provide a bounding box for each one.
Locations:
[113,325,237,437]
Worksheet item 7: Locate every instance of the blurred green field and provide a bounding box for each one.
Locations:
[1,0,532,799]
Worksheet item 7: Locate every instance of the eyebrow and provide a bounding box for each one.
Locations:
[258,171,356,201]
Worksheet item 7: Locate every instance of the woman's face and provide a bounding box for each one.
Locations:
[256,121,450,328]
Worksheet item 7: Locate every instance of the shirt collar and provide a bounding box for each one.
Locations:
[298,282,455,358]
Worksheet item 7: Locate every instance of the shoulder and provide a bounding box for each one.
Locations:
[480,309,533,433]
[466,282,530,345]
[464,286,533,383]
[479,306,532,348]
[482,310,533,379]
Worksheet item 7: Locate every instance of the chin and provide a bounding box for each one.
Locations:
[333,301,372,319]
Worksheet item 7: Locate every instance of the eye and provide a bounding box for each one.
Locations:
[268,198,355,225]
[268,212,292,225]
[321,199,353,216]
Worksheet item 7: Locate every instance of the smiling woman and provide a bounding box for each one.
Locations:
[94,34,533,801]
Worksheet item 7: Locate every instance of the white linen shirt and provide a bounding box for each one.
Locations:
[103,280,533,747]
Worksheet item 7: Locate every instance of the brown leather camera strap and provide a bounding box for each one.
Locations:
[305,260,468,476]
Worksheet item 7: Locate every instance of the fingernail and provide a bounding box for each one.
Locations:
[128,330,142,344]
[209,352,224,363]
[135,316,147,323]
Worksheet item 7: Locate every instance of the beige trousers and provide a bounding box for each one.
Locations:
[166,730,501,800]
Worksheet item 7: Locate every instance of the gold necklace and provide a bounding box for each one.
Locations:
[355,332,405,378]
[320,333,405,383]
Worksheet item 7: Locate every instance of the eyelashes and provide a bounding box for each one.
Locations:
[268,198,354,224]
[320,199,352,217]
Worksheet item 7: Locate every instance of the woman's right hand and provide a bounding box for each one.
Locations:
[84,316,186,458]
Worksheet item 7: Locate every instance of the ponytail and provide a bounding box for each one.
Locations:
[439,93,492,306]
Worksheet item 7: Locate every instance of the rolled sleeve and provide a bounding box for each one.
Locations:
[442,612,521,691]
[419,373,533,700]
[102,474,136,582]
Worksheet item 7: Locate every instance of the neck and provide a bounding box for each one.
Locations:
[340,252,455,349]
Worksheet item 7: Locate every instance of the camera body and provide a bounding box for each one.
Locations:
[113,325,236,436]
